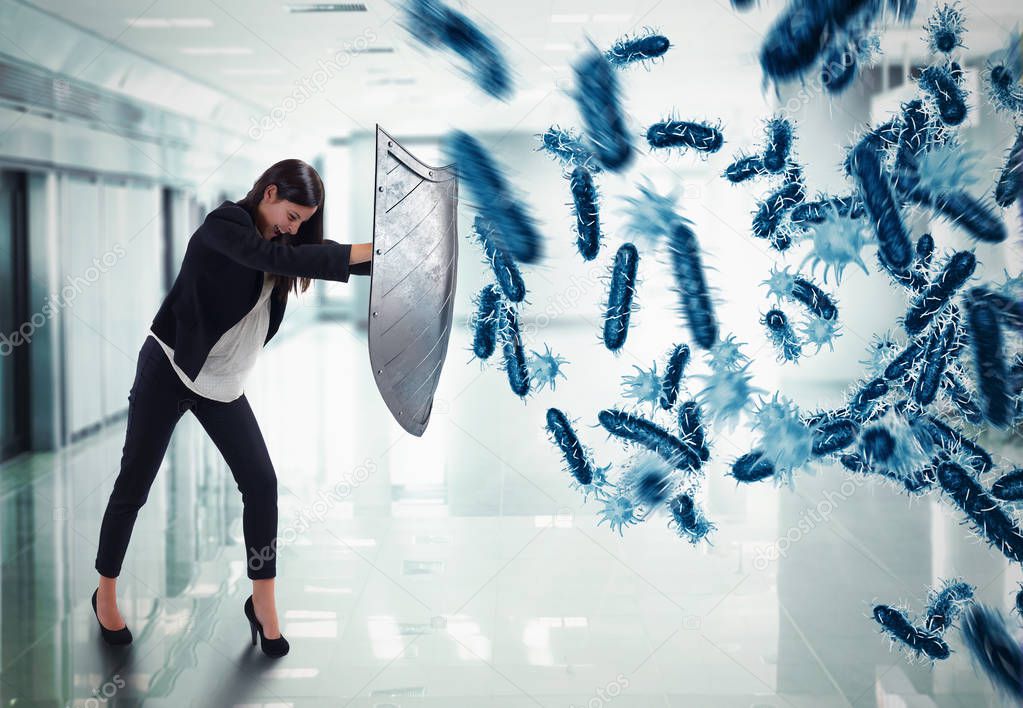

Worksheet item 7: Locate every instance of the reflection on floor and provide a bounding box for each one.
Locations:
[1,322,1019,707]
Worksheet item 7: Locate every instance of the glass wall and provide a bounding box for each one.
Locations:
[0,170,29,462]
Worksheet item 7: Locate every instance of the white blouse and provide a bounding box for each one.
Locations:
[148,272,276,403]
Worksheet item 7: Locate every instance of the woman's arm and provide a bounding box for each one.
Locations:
[198,204,355,282]
[349,242,373,276]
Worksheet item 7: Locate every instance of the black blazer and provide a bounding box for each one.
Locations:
[150,200,371,382]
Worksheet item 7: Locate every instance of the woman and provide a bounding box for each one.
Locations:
[91,159,372,657]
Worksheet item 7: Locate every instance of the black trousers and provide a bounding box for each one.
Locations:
[95,334,279,580]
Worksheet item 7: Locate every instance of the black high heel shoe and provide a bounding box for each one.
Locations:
[91,588,133,645]
[244,595,289,657]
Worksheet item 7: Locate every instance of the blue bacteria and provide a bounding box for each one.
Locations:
[924,578,974,634]
[667,219,719,350]
[472,215,526,303]
[539,126,601,173]
[848,132,913,277]
[964,288,1011,427]
[603,243,640,352]
[752,176,805,251]
[400,0,513,100]
[724,154,768,184]
[940,371,984,424]
[811,414,860,456]
[598,408,701,472]
[912,318,957,406]
[527,344,568,392]
[762,116,794,173]
[995,128,1023,208]
[546,407,601,488]
[446,130,543,263]
[569,166,603,261]
[991,468,1023,502]
[849,377,889,422]
[471,284,502,360]
[646,119,724,155]
[667,492,715,545]
[677,401,710,463]
[873,604,951,661]
[572,46,633,172]
[500,305,530,397]
[763,309,802,363]
[913,414,993,474]
[858,413,930,480]
[659,344,691,410]
[919,64,968,126]
[902,250,975,336]
[935,459,1023,564]
[605,30,671,69]
[730,450,776,484]
[961,603,1023,703]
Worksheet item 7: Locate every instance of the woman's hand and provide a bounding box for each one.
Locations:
[349,243,373,265]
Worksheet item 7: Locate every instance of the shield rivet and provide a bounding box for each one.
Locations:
[375,248,381,255]
[372,311,378,317]
[388,141,393,147]
[378,186,383,192]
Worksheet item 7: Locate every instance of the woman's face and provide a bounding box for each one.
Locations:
[254,184,317,240]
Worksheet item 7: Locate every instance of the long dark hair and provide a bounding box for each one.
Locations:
[235,159,325,304]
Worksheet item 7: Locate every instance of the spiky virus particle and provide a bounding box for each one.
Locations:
[446,131,542,263]
[995,128,1023,209]
[763,308,802,363]
[605,29,671,69]
[545,407,601,488]
[924,578,975,634]
[810,413,860,456]
[677,400,710,463]
[659,344,691,410]
[470,283,502,360]
[569,166,602,261]
[527,344,568,392]
[858,412,930,481]
[918,64,968,127]
[861,332,900,376]
[620,451,677,510]
[762,116,794,173]
[620,178,681,247]
[724,153,769,184]
[667,492,715,545]
[936,460,1023,564]
[911,141,980,197]
[400,0,513,100]
[961,603,1023,703]
[924,3,966,55]
[873,604,951,661]
[667,218,719,350]
[992,468,1023,502]
[472,215,526,303]
[572,45,633,172]
[621,362,662,412]
[800,208,872,283]
[965,288,1011,428]
[696,363,758,428]
[647,119,724,156]
[708,334,749,372]
[762,264,797,301]
[499,305,530,398]
[730,450,776,483]
[602,242,639,353]
[984,62,1023,120]
[598,408,702,472]
[538,126,601,173]
[801,315,842,353]
[752,395,814,481]
[597,493,642,536]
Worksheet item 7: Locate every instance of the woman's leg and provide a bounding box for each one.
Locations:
[94,336,189,625]
[190,392,281,637]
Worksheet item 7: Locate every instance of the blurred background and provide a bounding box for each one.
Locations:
[1,0,1022,706]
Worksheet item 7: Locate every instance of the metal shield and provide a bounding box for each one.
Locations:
[368,125,458,437]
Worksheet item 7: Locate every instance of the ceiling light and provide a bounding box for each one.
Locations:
[285,3,368,12]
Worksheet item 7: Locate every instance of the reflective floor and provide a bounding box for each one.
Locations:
[1,321,1020,707]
